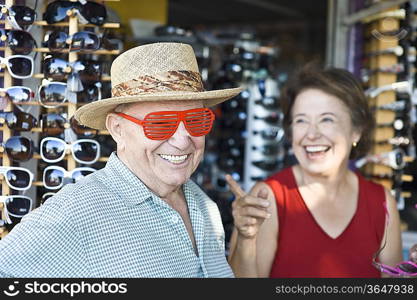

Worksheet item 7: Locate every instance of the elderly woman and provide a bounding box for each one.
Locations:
[0,43,242,277]
[227,66,413,277]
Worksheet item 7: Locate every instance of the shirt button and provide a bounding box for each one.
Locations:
[171,215,179,224]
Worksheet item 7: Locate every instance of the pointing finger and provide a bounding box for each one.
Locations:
[225,174,246,198]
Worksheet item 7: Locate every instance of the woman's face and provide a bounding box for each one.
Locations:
[290,88,361,176]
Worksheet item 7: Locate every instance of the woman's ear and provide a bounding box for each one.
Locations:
[106,113,125,150]
[352,129,361,146]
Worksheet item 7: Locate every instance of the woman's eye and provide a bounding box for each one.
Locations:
[294,119,305,124]
[322,117,334,123]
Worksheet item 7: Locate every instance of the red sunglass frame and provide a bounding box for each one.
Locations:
[116,107,215,140]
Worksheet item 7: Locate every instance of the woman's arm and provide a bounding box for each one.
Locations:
[227,180,278,277]
[378,188,403,277]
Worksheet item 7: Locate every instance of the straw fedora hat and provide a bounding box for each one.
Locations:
[75,42,243,130]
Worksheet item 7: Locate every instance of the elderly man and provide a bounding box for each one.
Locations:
[0,43,242,277]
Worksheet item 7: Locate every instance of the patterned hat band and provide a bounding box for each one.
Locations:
[111,70,205,97]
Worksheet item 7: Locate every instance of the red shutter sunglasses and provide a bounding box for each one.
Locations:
[116,107,215,140]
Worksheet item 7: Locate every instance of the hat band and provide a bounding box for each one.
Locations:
[111,70,205,97]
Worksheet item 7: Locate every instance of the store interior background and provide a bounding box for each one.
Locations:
[106,0,329,251]
[0,0,416,256]
[105,0,416,254]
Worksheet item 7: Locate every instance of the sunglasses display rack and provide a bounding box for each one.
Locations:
[0,0,15,238]
[0,0,121,237]
[191,37,284,248]
[360,2,415,217]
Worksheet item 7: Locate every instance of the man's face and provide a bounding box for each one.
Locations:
[113,100,206,194]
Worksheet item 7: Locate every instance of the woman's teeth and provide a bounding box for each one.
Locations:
[159,154,189,164]
[305,146,330,153]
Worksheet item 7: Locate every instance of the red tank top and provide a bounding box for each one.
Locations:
[265,167,386,278]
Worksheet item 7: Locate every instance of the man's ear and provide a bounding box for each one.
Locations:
[106,113,125,150]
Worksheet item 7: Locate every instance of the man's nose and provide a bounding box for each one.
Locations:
[168,121,191,148]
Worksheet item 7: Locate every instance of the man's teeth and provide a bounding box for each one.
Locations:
[159,154,188,163]
[305,146,330,153]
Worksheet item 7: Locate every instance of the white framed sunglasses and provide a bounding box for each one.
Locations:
[43,165,96,190]
[0,55,34,79]
[38,81,68,108]
[0,166,34,190]
[40,137,100,165]
[0,195,33,224]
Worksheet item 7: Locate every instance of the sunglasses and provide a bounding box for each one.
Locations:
[116,108,215,140]
[252,159,281,171]
[40,192,56,205]
[47,30,118,52]
[0,166,33,191]
[0,86,35,105]
[253,127,284,142]
[372,228,417,277]
[0,55,34,79]
[1,136,34,162]
[43,165,96,190]
[254,96,279,109]
[254,112,282,124]
[0,195,33,224]
[0,110,37,131]
[0,29,36,55]
[43,57,102,82]
[0,5,36,31]
[40,137,100,164]
[38,81,67,108]
[43,1,107,26]
[40,113,98,137]
[252,144,281,156]
[76,82,102,103]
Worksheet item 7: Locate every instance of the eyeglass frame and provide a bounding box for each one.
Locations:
[0,195,33,224]
[40,137,100,165]
[115,107,216,140]
[0,166,34,190]
[0,86,35,104]
[37,81,68,108]
[0,5,37,31]
[371,205,417,277]
[0,54,34,79]
[43,165,96,190]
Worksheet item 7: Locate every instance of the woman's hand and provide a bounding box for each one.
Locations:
[410,244,417,262]
[226,174,271,239]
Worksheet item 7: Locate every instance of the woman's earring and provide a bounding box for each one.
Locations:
[353,141,358,147]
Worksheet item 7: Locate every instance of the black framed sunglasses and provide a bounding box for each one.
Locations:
[0,55,34,79]
[0,5,37,31]
[1,136,34,162]
[43,57,102,82]
[47,30,118,52]
[43,1,107,26]
[0,110,37,131]
[0,195,33,224]
[0,166,34,191]
[40,113,98,137]
[0,29,36,55]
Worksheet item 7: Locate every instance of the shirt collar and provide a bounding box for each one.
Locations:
[104,152,153,207]
[103,152,199,208]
